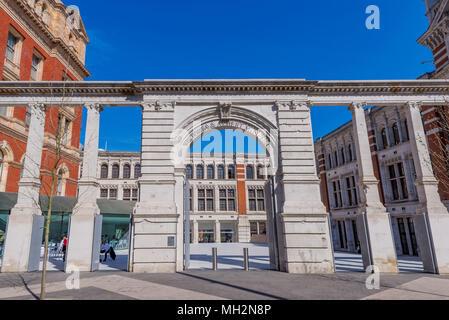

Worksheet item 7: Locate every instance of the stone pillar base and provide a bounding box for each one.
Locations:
[356,211,398,273]
[237,215,251,243]
[131,214,179,273]
[1,213,44,273]
[280,213,334,274]
[66,208,102,272]
[415,213,449,274]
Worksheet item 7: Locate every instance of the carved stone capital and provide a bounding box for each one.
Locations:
[275,100,310,111]
[347,102,367,113]
[143,100,176,112]
[85,103,103,113]
[28,103,46,114]
[406,101,423,112]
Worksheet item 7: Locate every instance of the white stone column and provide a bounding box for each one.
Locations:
[405,102,449,274]
[192,220,199,244]
[276,101,334,273]
[349,102,398,273]
[237,216,251,243]
[214,220,221,243]
[174,167,185,272]
[131,101,179,273]
[1,103,46,273]
[66,103,102,272]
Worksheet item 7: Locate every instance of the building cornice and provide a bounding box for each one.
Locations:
[0,80,449,96]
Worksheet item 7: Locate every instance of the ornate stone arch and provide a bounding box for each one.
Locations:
[172,105,279,176]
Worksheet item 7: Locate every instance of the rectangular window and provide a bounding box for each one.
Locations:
[109,189,117,199]
[0,106,6,116]
[6,33,17,61]
[219,188,236,211]
[132,189,138,201]
[30,54,41,81]
[248,188,265,211]
[332,180,343,208]
[198,189,214,211]
[123,189,131,201]
[100,189,108,199]
[389,163,408,200]
[346,176,358,206]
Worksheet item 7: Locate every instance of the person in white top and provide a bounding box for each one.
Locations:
[100,240,111,262]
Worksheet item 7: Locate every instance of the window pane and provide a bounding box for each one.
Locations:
[248,189,255,198]
[101,165,108,178]
[206,189,213,198]
[198,199,205,211]
[198,189,205,197]
[112,165,119,178]
[228,189,235,198]
[257,199,265,211]
[100,189,108,198]
[207,165,214,179]
[219,189,226,198]
[186,165,193,179]
[206,199,214,211]
[218,166,224,179]
[228,199,235,211]
[246,166,253,179]
[249,199,256,211]
[257,190,264,198]
[220,199,227,211]
[197,165,204,179]
[134,164,141,178]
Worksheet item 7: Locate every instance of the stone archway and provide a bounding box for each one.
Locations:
[129,99,335,273]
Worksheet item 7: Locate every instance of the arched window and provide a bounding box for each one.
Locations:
[257,165,265,179]
[56,169,63,196]
[112,164,120,179]
[348,145,353,162]
[403,120,410,141]
[228,165,235,179]
[381,128,388,149]
[123,164,131,179]
[207,165,214,179]
[100,164,108,179]
[328,154,332,169]
[196,165,204,179]
[134,164,141,178]
[392,122,400,145]
[186,165,193,179]
[246,165,254,179]
[340,148,345,165]
[218,165,225,179]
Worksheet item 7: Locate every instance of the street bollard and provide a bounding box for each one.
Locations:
[243,248,249,271]
[212,247,218,271]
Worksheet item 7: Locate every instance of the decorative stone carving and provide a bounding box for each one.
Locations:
[143,101,176,112]
[275,100,310,111]
[218,102,232,120]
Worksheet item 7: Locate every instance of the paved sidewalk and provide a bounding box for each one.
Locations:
[0,270,447,300]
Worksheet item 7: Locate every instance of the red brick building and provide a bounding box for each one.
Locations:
[0,0,90,197]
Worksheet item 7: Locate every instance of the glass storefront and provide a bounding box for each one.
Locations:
[0,214,8,258]
[220,222,236,243]
[198,222,214,243]
[101,214,130,250]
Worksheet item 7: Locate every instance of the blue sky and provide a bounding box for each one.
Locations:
[77,1,433,151]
